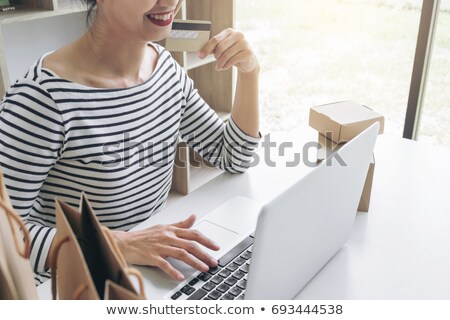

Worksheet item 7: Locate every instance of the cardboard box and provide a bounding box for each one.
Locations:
[317,133,375,212]
[358,154,375,212]
[316,132,342,163]
[309,101,384,144]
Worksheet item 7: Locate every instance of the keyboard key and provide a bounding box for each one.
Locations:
[236,295,245,300]
[197,273,212,282]
[229,287,243,297]
[202,282,216,292]
[232,271,245,280]
[224,278,238,286]
[240,264,250,273]
[189,278,200,286]
[237,280,247,290]
[221,293,235,300]
[219,237,254,267]
[208,290,222,300]
[187,289,207,300]
[218,269,232,278]
[185,287,196,295]
[226,263,239,272]
[217,283,230,293]
[208,267,221,275]
[171,291,182,300]
[180,285,195,295]
[211,276,224,285]
[241,251,252,260]
[234,257,246,266]
[203,298,211,300]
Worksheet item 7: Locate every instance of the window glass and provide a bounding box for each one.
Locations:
[237,0,422,137]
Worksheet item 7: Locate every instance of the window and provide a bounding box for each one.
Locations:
[417,0,450,148]
[237,0,423,139]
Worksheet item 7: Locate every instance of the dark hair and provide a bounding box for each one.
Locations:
[81,0,97,26]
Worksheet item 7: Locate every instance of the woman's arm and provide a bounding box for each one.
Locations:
[0,78,65,282]
[200,28,260,138]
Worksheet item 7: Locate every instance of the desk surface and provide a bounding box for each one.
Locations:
[38,128,450,299]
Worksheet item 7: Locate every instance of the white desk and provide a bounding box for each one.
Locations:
[38,128,450,299]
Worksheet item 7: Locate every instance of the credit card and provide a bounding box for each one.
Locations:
[164,19,211,52]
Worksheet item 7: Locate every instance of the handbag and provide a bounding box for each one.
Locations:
[50,193,145,300]
[0,170,38,300]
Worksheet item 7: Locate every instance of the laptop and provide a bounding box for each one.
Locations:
[135,123,379,300]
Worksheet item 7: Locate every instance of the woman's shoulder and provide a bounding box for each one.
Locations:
[3,52,54,96]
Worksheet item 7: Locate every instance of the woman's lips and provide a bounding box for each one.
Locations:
[147,11,174,27]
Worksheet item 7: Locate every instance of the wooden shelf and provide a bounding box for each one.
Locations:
[217,111,231,122]
[185,52,215,71]
[0,5,85,25]
[189,161,224,193]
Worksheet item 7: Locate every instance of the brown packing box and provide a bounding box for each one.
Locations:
[317,133,375,212]
[358,154,375,212]
[309,101,385,144]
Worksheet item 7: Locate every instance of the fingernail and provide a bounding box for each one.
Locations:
[215,65,221,71]
[199,52,205,59]
[210,259,218,266]
[177,273,185,281]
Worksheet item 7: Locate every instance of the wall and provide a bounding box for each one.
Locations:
[2,11,86,84]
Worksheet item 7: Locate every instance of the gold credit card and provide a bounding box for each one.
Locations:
[164,19,211,52]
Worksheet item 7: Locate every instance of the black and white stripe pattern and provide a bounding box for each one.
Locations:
[0,44,260,285]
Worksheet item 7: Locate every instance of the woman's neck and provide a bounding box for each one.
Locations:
[77,24,154,85]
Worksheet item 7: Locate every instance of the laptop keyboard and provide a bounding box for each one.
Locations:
[170,235,254,300]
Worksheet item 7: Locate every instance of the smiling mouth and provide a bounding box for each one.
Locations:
[147,11,174,27]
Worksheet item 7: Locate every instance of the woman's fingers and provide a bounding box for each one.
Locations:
[170,214,196,229]
[215,44,245,71]
[164,246,210,272]
[199,28,234,59]
[154,257,185,281]
[199,28,258,74]
[223,51,254,72]
[175,228,220,252]
[170,236,218,267]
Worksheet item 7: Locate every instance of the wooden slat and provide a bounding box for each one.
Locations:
[171,142,190,195]
[0,5,85,25]
[0,25,9,97]
[186,0,235,114]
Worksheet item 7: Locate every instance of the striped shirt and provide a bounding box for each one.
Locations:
[0,44,260,284]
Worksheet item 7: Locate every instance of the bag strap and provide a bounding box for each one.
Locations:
[72,284,89,300]
[0,200,31,259]
[101,226,145,297]
[124,267,145,298]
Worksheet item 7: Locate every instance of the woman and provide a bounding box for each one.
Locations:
[0,0,260,284]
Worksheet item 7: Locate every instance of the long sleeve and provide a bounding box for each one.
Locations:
[175,61,261,173]
[0,79,65,282]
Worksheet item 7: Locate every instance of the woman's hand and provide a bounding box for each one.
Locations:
[112,214,220,281]
[199,28,259,74]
